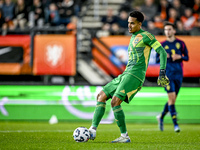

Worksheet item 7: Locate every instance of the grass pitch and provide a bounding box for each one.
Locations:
[0,122,199,150]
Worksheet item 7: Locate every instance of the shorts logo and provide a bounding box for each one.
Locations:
[166,85,170,91]
[120,90,125,93]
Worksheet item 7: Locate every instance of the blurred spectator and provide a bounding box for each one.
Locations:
[66,15,77,34]
[13,0,28,29]
[181,0,194,8]
[194,12,200,28]
[46,3,60,26]
[41,0,53,10]
[0,0,3,28]
[0,8,4,28]
[98,8,118,36]
[146,21,162,35]
[58,0,76,25]
[181,7,198,31]
[119,0,134,12]
[192,0,200,14]
[110,23,125,35]
[101,8,118,26]
[157,0,171,21]
[140,0,157,21]
[190,11,200,35]
[74,0,87,14]
[96,23,110,37]
[0,0,3,8]
[168,8,179,25]
[1,0,15,30]
[131,0,144,11]
[176,20,190,35]
[153,15,164,29]
[29,0,45,28]
[117,10,128,29]
[171,0,186,18]
[102,23,110,31]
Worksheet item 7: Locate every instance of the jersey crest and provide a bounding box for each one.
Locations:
[164,45,169,49]
[132,34,143,47]
[176,42,181,49]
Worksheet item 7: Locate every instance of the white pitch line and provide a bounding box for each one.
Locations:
[1,128,199,133]
[0,128,160,133]
[0,130,73,133]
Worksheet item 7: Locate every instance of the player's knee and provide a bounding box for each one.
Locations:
[97,94,100,101]
[111,96,122,107]
[97,91,107,103]
[168,92,176,105]
[111,100,115,107]
[168,98,176,105]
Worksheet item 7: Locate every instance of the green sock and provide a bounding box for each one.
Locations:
[92,102,106,128]
[112,105,127,134]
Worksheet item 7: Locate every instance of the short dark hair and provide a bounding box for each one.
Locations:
[164,21,176,29]
[129,11,144,23]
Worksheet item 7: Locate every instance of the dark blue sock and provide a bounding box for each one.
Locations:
[168,104,178,126]
[161,102,168,120]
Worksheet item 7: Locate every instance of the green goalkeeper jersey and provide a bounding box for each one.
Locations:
[123,29,167,83]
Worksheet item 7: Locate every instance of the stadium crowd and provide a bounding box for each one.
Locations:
[0,0,86,34]
[98,0,200,36]
[0,0,200,35]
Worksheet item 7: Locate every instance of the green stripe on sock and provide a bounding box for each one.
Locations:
[113,107,122,113]
[112,105,127,134]
[92,102,106,128]
[96,103,106,108]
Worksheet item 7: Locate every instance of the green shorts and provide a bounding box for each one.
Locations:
[102,73,142,103]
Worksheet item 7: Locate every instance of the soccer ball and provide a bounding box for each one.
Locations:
[73,127,90,142]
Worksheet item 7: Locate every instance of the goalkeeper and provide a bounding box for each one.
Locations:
[89,10,169,143]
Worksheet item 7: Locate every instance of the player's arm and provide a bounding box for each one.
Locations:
[153,43,169,87]
[143,33,169,87]
[151,41,167,69]
[181,42,189,61]
[143,32,167,69]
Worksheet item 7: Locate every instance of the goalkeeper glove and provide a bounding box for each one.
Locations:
[157,69,170,87]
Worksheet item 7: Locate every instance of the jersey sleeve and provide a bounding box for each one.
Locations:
[181,41,189,61]
[143,32,167,70]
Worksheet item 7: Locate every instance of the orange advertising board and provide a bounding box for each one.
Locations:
[33,35,76,75]
[98,36,200,77]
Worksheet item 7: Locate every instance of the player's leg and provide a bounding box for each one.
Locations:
[157,102,169,131]
[91,91,107,128]
[89,90,108,140]
[156,102,168,131]
[111,74,141,143]
[160,102,169,119]
[157,80,175,131]
[168,92,180,132]
[168,77,182,132]
[111,96,131,143]
[89,75,122,140]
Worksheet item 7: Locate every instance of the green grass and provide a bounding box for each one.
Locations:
[0,122,199,150]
